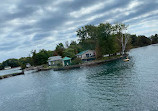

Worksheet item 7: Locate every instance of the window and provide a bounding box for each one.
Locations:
[86,54,89,58]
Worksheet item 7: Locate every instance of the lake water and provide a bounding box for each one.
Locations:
[0,44,158,111]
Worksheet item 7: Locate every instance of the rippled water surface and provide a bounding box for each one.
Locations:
[0,44,158,111]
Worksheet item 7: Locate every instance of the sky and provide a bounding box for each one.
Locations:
[0,0,158,62]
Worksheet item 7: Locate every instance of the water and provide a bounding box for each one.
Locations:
[0,44,158,111]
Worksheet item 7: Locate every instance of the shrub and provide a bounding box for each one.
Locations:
[71,58,82,65]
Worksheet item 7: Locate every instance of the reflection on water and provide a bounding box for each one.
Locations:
[0,45,158,111]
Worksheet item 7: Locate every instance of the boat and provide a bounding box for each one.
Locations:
[123,57,129,62]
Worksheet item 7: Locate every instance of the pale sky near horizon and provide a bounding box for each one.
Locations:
[0,0,158,62]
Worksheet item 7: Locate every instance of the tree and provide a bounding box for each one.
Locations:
[137,35,151,47]
[1,58,20,68]
[55,43,65,57]
[63,48,76,58]
[65,41,69,48]
[32,49,53,66]
[130,34,138,47]
[113,23,130,55]
[97,23,117,56]
[77,23,118,58]
[151,34,158,44]
[19,57,33,69]
[63,41,82,59]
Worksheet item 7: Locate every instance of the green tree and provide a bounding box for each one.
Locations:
[55,43,65,57]
[130,34,138,47]
[77,23,118,58]
[32,49,53,66]
[137,35,151,47]
[1,58,20,68]
[113,23,130,55]
[151,34,158,44]
[19,57,33,69]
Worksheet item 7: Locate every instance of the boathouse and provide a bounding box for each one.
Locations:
[62,57,71,66]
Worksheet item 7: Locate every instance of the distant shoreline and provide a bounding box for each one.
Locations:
[0,66,21,71]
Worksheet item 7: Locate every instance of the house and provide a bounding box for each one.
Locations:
[48,56,62,66]
[62,57,71,66]
[76,50,96,61]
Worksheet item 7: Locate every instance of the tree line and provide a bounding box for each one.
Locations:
[0,23,157,70]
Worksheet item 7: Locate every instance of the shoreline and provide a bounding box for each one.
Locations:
[0,71,24,80]
[0,66,21,71]
[0,55,127,80]
[37,55,127,71]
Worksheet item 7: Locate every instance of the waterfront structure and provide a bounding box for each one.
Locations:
[76,50,96,61]
[26,63,31,68]
[62,57,71,66]
[4,66,11,70]
[48,56,62,66]
[103,54,109,57]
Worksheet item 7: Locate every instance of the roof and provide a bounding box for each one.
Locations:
[76,50,89,56]
[4,66,11,68]
[62,57,71,61]
[48,56,62,61]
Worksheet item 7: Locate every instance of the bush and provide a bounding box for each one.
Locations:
[57,62,63,67]
[71,58,82,65]
[20,64,26,70]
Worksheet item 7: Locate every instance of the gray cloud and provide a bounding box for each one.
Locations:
[0,0,158,62]
[33,33,51,41]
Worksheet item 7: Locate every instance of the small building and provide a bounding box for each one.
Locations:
[4,66,11,70]
[62,57,71,66]
[48,56,62,66]
[26,63,31,68]
[103,54,109,57]
[76,50,96,61]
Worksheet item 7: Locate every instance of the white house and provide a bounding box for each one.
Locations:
[48,56,62,66]
[76,50,96,61]
[26,63,31,68]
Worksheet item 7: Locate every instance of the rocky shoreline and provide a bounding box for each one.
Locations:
[0,71,24,80]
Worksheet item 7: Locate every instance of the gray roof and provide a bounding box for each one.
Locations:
[76,50,95,56]
[76,50,89,56]
[48,56,62,62]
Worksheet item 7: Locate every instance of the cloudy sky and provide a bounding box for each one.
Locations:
[0,0,158,62]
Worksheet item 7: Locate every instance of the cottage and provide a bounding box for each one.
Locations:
[48,56,62,66]
[76,50,96,61]
[62,57,71,66]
